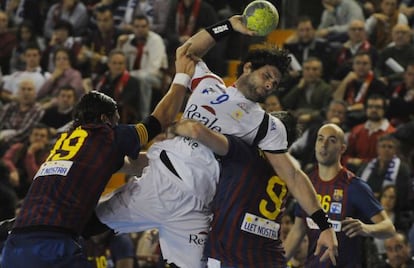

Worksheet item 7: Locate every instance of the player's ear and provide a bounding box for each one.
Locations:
[243,62,252,74]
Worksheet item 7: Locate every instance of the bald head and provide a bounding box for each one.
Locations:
[318,123,346,144]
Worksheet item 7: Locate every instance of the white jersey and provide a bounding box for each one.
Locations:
[148,61,288,205]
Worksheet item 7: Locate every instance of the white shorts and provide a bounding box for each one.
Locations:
[96,156,212,268]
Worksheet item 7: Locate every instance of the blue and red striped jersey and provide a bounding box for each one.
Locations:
[295,167,383,268]
[204,136,288,268]
[14,123,141,234]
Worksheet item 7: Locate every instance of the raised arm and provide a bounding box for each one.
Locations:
[151,43,196,130]
[183,15,255,59]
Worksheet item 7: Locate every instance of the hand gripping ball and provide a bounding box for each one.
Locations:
[243,0,279,36]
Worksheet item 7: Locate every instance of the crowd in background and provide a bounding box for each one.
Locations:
[0,0,414,267]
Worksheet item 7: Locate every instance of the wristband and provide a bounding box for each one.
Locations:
[310,209,332,231]
[205,20,234,42]
[172,73,191,87]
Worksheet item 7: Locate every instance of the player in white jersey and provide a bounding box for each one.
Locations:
[96,15,339,268]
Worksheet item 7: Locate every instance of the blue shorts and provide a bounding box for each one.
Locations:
[1,231,92,268]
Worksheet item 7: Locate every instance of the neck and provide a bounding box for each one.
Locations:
[318,162,342,181]
[26,66,39,72]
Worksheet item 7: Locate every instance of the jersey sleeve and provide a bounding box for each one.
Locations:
[221,135,256,163]
[258,115,288,153]
[349,178,383,222]
[189,61,225,93]
[115,125,141,159]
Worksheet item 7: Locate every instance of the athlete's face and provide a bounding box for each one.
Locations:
[239,64,281,102]
[315,125,346,166]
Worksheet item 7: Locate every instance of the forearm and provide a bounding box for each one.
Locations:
[367,218,395,239]
[284,219,306,260]
[287,169,322,216]
[151,83,187,130]
[186,29,216,59]
[171,120,229,156]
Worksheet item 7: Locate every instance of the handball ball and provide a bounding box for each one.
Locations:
[243,0,279,36]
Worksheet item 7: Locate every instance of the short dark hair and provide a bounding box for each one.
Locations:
[54,19,73,36]
[58,85,78,100]
[73,91,117,127]
[237,44,291,78]
[31,123,51,139]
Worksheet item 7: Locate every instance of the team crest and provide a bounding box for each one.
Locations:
[333,189,343,201]
[231,109,244,121]
[330,202,342,214]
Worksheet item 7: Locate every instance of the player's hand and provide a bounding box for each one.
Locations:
[315,228,338,266]
[229,15,256,36]
[342,217,369,238]
[175,42,197,77]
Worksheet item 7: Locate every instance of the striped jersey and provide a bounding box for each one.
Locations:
[14,123,141,234]
[295,167,383,268]
[204,136,288,267]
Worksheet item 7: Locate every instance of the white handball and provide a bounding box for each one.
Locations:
[243,0,279,36]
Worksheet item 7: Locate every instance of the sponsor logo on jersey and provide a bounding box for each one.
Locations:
[330,202,342,214]
[189,231,207,246]
[184,104,222,132]
[270,120,277,131]
[333,189,343,201]
[34,160,73,179]
[240,213,280,240]
[202,87,215,95]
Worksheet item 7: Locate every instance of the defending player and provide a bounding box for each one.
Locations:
[0,45,195,268]
[284,123,395,267]
[96,15,338,268]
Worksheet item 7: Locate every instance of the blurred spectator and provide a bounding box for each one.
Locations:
[358,135,412,213]
[332,19,377,83]
[163,0,225,75]
[38,47,84,109]
[356,0,382,17]
[83,231,137,268]
[3,0,45,33]
[90,0,139,33]
[118,14,168,120]
[282,57,332,123]
[380,231,414,268]
[345,94,396,172]
[283,16,334,81]
[264,92,283,113]
[387,62,414,126]
[10,20,45,73]
[391,120,414,174]
[77,5,122,79]
[290,99,348,173]
[365,0,408,50]
[0,10,17,75]
[375,24,414,88]
[43,0,88,39]
[2,123,51,198]
[0,160,18,221]
[134,0,172,34]
[1,45,51,102]
[400,0,414,28]
[0,79,44,155]
[40,85,76,136]
[333,51,387,125]
[317,0,364,42]
[41,20,82,73]
[94,50,140,123]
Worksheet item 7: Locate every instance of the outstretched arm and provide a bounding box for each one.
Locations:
[264,151,338,265]
[151,43,196,130]
[183,15,255,59]
[341,210,395,239]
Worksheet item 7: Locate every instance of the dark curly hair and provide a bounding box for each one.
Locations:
[236,44,291,78]
[72,91,117,127]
